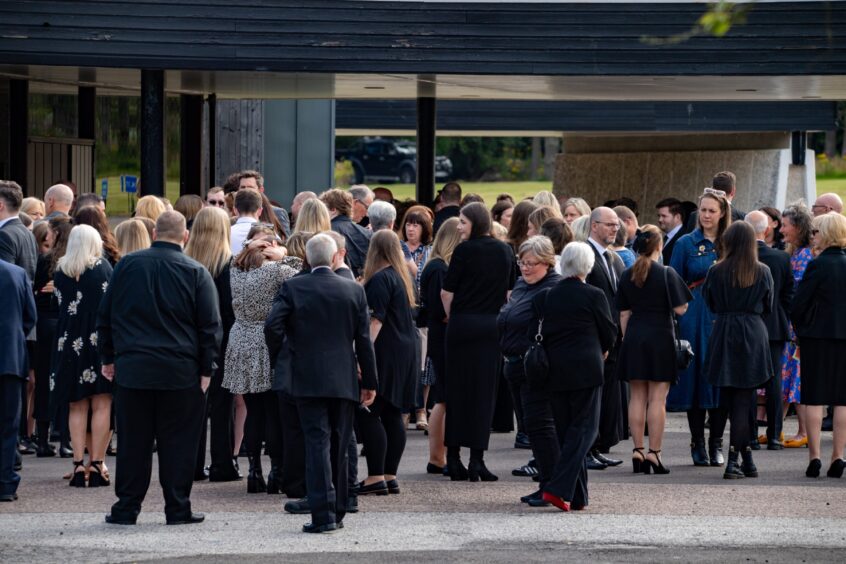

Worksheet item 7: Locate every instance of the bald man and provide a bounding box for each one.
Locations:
[44,184,74,219]
[811,193,843,217]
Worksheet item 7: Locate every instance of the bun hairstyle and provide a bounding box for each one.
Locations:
[630,224,663,288]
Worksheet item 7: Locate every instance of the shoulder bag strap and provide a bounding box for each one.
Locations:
[663,266,680,341]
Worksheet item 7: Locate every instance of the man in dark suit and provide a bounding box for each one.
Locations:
[656,197,691,265]
[0,181,37,281]
[685,171,746,232]
[585,207,626,469]
[0,260,36,502]
[265,233,377,534]
[98,212,222,526]
[746,211,794,450]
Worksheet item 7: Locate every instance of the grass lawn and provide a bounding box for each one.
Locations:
[368,181,552,204]
[816,177,846,201]
[103,177,180,217]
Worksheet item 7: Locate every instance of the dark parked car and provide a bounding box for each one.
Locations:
[336,137,452,184]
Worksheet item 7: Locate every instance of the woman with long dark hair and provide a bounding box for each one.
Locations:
[668,189,731,467]
[356,230,418,495]
[702,221,773,479]
[441,203,515,481]
[506,200,538,254]
[73,206,120,265]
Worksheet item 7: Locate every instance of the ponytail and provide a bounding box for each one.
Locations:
[630,225,663,288]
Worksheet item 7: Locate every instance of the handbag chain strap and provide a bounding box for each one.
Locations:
[662,266,681,341]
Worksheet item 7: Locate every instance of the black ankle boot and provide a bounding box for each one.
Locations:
[690,438,709,466]
[446,447,468,481]
[708,437,725,467]
[723,447,744,479]
[247,455,266,493]
[740,446,758,477]
[265,457,282,494]
[468,449,498,482]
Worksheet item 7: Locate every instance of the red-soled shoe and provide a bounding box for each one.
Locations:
[541,492,570,512]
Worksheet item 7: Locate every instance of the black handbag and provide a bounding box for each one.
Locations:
[523,290,550,388]
[663,267,694,372]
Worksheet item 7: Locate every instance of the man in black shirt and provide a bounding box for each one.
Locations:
[98,212,222,526]
[432,182,462,234]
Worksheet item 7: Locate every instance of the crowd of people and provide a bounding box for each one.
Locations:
[0,169,844,530]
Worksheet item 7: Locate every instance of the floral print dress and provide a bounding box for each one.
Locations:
[782,246,813,404]
[50,259,113,414]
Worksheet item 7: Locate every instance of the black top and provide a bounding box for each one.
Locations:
[365,267,418,409]
[0,217,37,282]
[433,205,460,234]
[331,214,372,278]
[792,246,846,340]
[264,267,378,402]
[531,278,617,392]
[33,254,58,317]
[419,258,448,329]
[497,270,561,357]
[97,241,223,390]
[443,236,515,316]
[616,262,692,323]
[756,241,794,342]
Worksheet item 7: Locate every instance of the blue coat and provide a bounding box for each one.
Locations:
[0,260,36,378]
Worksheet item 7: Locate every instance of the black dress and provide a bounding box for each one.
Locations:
[50,259,113,412]
[33,254,58,423]
[442,236,515,451]
[420,257,448,404]
[702,264,774,390]
[616,262,692,382]
[365,266,418,410]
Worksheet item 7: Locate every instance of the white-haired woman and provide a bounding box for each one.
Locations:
[50,224,113,487]
[528,242,617,511]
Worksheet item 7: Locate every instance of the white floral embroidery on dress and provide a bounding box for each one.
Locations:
[57,331,68,352]
[55,288,62,306]
[49,373,55,392]
[67,291,83,316]
[80,367,97,385]
[72,337,83,355]
[101,281,108,293]
[89,332,98,346]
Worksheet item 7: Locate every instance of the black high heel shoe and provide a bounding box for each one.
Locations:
[826,459,844,478]
[88,461,110,487]
[806,458,822,478]
[446,457,468,481]
[467,459,498,482]
[69,460,86,487]
[643,449,670,475]
[632,447,645,473]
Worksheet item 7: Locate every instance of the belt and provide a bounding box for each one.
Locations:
[688,279,705,290]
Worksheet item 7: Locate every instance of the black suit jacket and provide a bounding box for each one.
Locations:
[0,216,37,282]
[662,224,692,265]
[791,246,846,340]
[330,215,371,278]
[756,241,793,342]
[531,278,617,392]
[0,260,36,379]
[265,267,378,402]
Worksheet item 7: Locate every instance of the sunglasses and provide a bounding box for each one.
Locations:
[207,199,226,207]
[703,187,727,198]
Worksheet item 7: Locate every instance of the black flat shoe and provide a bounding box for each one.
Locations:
[593,450,622,467]
[0,493,18,502]
[356,480,388,496]
[527,497,551,507]
[35,444,56,458]
[827,459,845,478]
[806,458,822,478]
[520,489,542,504]
[208,467,242,482]
[284,498,311,515]
[18,438,35,455]
[167,512,205,525]
[426,463,445,475]
[105,513,136,525]
[59,444,73,459]
[303,522,337,534]
[767,440,784,451]
[585,452,607,471]
[386,479,400,494]
[514,432,532,450]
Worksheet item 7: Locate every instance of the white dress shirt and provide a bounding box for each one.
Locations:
[230,217,258,255]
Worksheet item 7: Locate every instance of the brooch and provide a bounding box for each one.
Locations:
[698,245,706,253]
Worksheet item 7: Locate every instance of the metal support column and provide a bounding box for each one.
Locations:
[140,69,165,197]
[180,94,203,196]
[9,79,28,192]
[415,76,437,206]
[207,94,216,187]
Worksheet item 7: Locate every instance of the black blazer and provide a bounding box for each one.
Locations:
[757,241,793,342]
[662,224,692,265]
[330,215,371,278]
[0,216,37,282]
[791,246,846,340]
[265,267,378,402]
[531,278,617,392]
[585,241,624,321]
[0,260,36,379]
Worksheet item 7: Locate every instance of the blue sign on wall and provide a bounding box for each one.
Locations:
[124,175,137,193]
[101,179,108,200]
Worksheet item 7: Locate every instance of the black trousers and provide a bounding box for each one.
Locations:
[243,390,282,460]
[200,370,236,475]
[765,341,786,441]
[356,396,406,476]
[503,361,525,435]
[297,397,354,527]
[594,359,622,452]
[491,367,515,433]
[546,387,600,507]
[111,385,205,521]
[1,376,23,496]
[521,378,560,487]
[687,407,728,441]
[721,386,757,451]
[277,392,307,498]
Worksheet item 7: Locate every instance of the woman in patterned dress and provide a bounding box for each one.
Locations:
[222,224,301,493]
[51,225,113,487]
[780,203,815,448]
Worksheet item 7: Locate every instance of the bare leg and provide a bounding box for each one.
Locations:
[416,385,430,427]
[796,404,807,438]
[68,399,90,464]
[628,381,647,450]
[428,403,446,467]
[832,406,846,462]
[806,405,823,461]
[233,394,246,456]
[646,382,671,454]
[89,394,112,461]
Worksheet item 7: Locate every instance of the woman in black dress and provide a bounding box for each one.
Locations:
[617,225,692,475]
[441,202,515,481]
[51,225,113,487]
[791,212,846,479]
[357,230,419,495]
[419,217,461,475]
[702,221,773,480]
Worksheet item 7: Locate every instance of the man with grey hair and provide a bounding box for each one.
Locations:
[349,185,374,228]
[44,184,74,219]
[745,210,793,449]
[811,192,843,217]
[324,231,353,279]
[585,206,625,469]
[367,200,397,232]
[265,233,377,534]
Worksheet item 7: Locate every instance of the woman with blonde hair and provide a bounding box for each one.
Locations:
[21,197,46,221]
[355,230,418,495]
[527,206,560,237]
[114,219,151,257]
[134,195,167,222]
[533,191,561,215]
[292,198,331,234]
[562,197,591,225]
[570,215,592,242]
[51,225,113,487]
[420,217,462,475]
[175,194,205,228]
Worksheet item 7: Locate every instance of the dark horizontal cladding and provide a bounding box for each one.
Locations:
[335,101,838,132]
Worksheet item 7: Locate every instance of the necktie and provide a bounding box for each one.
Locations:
[604,251,617,292]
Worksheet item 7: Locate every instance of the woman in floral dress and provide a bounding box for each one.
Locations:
[51,225,113,487]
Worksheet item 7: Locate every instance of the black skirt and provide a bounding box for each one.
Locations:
[617,312,676,382]
[444,313,500,450]
[798,337,846,406]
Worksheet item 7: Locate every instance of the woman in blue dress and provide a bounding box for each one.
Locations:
[668,189,731,467]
